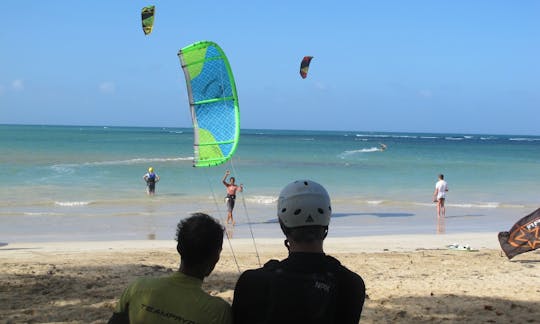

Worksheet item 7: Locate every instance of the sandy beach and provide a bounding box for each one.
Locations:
[1,233,539,323]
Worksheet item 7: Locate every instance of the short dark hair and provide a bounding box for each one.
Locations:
[439,174,444,179]
[176,213,224,265]
[279,220,327,243]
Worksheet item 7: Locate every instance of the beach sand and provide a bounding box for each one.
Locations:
[1,233,539,323]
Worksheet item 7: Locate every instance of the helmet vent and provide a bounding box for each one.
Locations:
[303,181,308,186]
[294,209,302,215]
[318,208,324,214]
[281,208,287,213]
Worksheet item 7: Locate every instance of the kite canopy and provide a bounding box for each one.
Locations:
[141,5,155,35]
[498,208,540,259]
[300,56,313,79]
[178,41,240,167]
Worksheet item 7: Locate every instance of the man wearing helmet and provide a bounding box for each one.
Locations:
[232,180,366,324]
[143,167,160,195]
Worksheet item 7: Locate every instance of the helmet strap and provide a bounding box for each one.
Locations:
[284,239,290,251]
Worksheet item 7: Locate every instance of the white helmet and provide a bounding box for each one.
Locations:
[277,180,331,228]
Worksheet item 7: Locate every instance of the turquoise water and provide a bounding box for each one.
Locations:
[1,124,539,242]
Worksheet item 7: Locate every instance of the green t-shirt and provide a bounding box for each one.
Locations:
[115,271,232,324]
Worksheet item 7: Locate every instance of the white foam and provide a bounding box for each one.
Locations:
[54,201,92,207]
[245,195,277,205]
[447,202,500,208]
[52,157,193,169]
[24,212,62,216]
[509,137,540,142]
[339,147,381,158]
[367,200,384,205]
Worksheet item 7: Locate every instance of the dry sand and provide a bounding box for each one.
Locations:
[1,233,539,323]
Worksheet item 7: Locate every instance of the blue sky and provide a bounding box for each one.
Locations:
[1,1,539,135]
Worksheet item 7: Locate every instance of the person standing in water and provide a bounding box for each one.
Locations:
[433,174,449,219]
[222,170,243,225]
[143,167,160,196]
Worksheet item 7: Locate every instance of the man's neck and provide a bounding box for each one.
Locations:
[287,240,324,253]
[179,263,206,280]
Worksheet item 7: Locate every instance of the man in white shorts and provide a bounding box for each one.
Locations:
[433,174,449,219]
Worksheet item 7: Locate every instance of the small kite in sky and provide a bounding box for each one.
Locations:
[141,5,155,36]
[299,56,313,79]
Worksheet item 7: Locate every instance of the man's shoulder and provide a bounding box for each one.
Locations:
[238,262,277,280]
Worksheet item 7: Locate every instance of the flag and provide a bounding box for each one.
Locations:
[498,208,540,259]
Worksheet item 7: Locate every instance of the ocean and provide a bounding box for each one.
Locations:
[1,124,539,242]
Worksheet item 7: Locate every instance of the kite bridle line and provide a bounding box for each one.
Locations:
[230,158,262,267]
[203,167,241,274]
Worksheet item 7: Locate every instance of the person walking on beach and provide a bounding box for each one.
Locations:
[108,213,232,324]
[143,167,160,195]
[232,180,366,324]
[433,174,449,219]
[222,170,243,225]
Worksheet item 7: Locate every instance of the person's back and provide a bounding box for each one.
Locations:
[113,272,230,323]
[233,180,365,324]
[109,213,232,324]
[233,252,364,324]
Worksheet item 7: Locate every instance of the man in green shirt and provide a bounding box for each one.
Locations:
[108,213,232,324]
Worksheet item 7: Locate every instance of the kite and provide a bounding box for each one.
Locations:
[141,5,155,35]
[498,208,540,259]
[177,41,240,167]
[299,56,313,79]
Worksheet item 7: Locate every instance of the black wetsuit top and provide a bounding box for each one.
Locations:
[232,252,366,324]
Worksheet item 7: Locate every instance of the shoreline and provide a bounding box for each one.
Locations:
[0,200,526,243]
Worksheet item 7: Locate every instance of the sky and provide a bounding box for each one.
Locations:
[1,1,539,135]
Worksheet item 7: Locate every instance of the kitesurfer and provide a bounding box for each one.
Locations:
[222,170,243,225]
[143,167,160,196]
[232,180,366,324]
[108,213,232,323]
[379,143,387,151]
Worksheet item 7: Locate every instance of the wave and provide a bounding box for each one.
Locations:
[413,201,521,209]
[509,137,540,142]
[244,195,276,205]
[52,157,193,169]
[356,134,390,138]
[446,202,500,208]
[445,137,464,141]
[24,212,63,216]
[355,134,417,139]
[54,201,92,207]
[339,147,381,158]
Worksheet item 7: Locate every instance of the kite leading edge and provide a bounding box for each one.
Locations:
[177,41,240,167]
